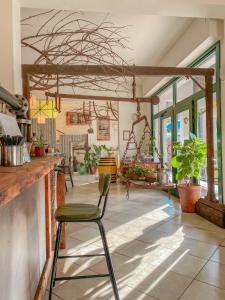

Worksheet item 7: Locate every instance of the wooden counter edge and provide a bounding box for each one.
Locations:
[0,156,62,208]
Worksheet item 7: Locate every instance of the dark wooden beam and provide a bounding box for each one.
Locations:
[22,64,214,77]
[45,92,160,105]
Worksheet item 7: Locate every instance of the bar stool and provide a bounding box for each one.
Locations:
[56,158,74,192]
[49,173,119,300]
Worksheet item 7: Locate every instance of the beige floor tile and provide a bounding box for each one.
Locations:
[70,227,101,243]
[59,237,97,256]
[116,239,159,259]
[180,280,225,300]
[169,237,218,259]
[89,252,147,280]
[126,263,192,300]
[53,275,111,299]
[172,213,204,226]
[210,246,225,264]
[155,219,194,235]
[159,250,206,277]
[47,178,223,300]
[197,260,225,289]
[197,219,225,234]
[94,232,131,251]
[187,228,225,245]
[44,291,63,300]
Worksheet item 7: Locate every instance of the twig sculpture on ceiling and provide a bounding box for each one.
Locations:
[21,10,131,94]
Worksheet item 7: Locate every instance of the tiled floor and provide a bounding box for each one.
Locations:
[45,176,225,300]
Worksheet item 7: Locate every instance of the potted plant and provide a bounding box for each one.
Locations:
[171,133,206,213]
[125,165,146,180]
[84,145,109,174]
[35,135,46,157]
[79,162,87,175]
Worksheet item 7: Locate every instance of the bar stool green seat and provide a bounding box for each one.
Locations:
[49,173,120,300]
[55,203,101,221]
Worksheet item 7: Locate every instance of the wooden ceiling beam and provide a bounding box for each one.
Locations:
[22,64,214,77]
[45,92,160,105]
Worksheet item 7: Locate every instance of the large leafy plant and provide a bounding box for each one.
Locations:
[171,133,207,184]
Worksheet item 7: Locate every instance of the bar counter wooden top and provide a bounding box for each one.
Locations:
[0,156,62,208]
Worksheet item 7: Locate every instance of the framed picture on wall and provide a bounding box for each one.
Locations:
[66,112,91,125]
[97,118,110,141]
[123,130,130,141]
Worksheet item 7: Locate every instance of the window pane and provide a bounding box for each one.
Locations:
[196,93,218,199]
[162,116,172,181]
[176,77,194,102]
[176,109,190,143]
[197,52,216,83]
[153,118,160,162]
[158,86,173,112]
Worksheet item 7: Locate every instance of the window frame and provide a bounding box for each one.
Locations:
[151,42,223,202]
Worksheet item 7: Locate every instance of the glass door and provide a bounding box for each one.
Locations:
[161,112,173,182]
[174,104,192,144]
[196,93,219,199]
[174,103,192,184]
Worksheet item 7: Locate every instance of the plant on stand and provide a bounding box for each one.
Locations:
[171,133,207,213]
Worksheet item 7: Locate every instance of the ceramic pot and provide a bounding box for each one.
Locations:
[35,146,45,157]
[178,184,201,213]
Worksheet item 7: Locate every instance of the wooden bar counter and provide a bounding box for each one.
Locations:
[0,156,64,300]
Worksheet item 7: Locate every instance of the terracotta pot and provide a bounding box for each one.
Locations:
[89,163,97,174]
[178,184,201,213]
[35,146,45,157]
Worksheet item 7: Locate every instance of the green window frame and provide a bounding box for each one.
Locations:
[151,42,223,202]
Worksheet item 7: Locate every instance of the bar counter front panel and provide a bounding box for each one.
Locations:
[0,157,63,300]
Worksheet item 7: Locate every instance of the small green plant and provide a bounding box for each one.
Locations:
[35,135,45,147]
[171,133,206,184]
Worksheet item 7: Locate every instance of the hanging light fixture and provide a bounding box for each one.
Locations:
[30,94,37,108]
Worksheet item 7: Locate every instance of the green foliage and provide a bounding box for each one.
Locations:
[84,144,109,168]
[35,135,45,147]
[171,133,207,183]
[125,165,155,178]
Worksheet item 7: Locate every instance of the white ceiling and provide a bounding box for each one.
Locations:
[20,0,225,19]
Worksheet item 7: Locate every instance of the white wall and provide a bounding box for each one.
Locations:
[56,100,119,150]
[0,0,22,93]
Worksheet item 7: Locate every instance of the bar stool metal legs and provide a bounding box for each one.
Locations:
[48,220,119,300]
[49,222,62,300]
[49,174,119,299]
[97,220,120,300]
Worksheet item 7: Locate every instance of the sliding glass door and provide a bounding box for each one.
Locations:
[161,112,173,181]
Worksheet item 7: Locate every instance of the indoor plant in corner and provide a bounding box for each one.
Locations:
[171,133,207,213]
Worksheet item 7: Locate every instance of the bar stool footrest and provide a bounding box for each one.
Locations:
[55,274,110,281]
[58,254,105,259]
